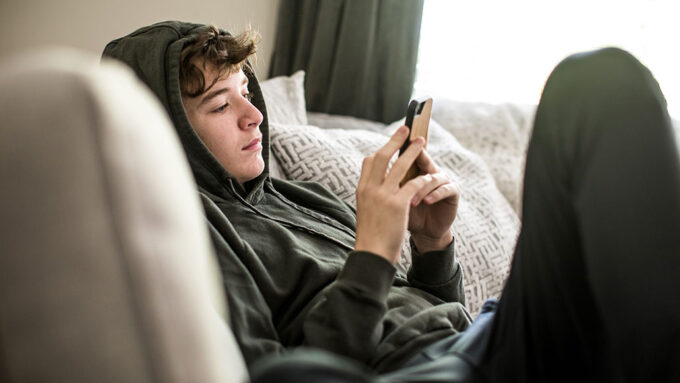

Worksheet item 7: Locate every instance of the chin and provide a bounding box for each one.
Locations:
[244,160,266,181]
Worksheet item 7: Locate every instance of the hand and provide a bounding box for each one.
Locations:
[354,126,434,264]
[408,150,459,253]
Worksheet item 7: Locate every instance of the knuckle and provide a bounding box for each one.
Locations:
[446,184,460,198]
[433,172,446,182]
[374,150,391,163]
[415,174,429,185]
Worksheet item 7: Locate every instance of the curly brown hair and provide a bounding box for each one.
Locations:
[180,25,259,98]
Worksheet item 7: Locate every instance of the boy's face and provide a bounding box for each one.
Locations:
[182,64,265,185]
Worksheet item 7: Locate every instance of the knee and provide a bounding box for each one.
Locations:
[542,47,662,109]
[564,46,639,68]
[562,47,644,81]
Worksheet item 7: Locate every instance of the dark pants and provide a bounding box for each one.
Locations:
[251,48,680,382]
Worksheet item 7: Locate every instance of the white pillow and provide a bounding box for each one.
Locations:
[270,121,519,315]
[259,70,308,126]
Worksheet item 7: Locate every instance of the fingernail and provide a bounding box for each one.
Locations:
[414,137,425,146]
[398,126,408,135]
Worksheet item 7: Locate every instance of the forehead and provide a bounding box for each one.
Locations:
[196,59,247,85]
[219,69,248,86]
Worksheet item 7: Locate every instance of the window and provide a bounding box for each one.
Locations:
[414,0,679,117]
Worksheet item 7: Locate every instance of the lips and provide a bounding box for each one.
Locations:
[242,137,262,151]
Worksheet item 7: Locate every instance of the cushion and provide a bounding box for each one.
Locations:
[0,48,246,382]
[270,121,520,315]
[260,70,307,126]
[431,100,537,215]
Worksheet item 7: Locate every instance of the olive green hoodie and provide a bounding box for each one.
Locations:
[103,21,470,373]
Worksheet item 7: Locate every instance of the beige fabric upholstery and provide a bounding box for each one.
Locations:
[0,49,247,383]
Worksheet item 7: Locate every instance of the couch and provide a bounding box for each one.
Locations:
[0,49,246,382]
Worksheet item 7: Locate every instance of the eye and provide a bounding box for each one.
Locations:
[243,92,254,102]
[213,103,228,113]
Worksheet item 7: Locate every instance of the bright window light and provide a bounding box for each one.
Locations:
[414,0,679,117]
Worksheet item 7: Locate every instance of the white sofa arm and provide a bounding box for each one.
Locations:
[0,49,247,383]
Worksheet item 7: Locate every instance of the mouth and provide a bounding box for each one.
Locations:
[242,137,262,151]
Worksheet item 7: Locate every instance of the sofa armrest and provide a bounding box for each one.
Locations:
[0,49,246,383]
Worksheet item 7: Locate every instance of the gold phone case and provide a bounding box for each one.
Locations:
[400,97,432,186]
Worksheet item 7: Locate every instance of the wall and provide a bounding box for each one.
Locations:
[0,0,281,78]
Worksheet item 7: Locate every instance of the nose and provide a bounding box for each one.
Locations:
[239,97,263,131]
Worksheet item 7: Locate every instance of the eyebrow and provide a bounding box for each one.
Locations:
[198,76,249,107]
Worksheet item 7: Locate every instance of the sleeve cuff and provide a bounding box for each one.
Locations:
[408,236,456,285]
[338,251,396,300]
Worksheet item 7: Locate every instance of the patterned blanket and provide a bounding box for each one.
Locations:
[270,101,532,315]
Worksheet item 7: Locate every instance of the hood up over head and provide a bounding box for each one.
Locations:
[103,21,271,201]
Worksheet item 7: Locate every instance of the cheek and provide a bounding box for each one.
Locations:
[194,118,237,152]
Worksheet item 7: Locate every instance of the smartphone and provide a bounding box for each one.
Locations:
[399,97,433,185]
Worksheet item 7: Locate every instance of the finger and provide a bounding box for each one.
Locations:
[410,173,450,206]
[421,182,460,206]
[357,155,374,195]
[396,172,433,201]
[366,126,410,185]
[414,149,438,175]
[384,137,426,187]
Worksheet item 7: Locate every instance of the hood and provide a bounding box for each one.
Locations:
[102,21,271,202]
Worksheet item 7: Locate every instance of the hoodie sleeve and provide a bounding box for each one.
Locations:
[302,251,396,364]
[407,237,466,305]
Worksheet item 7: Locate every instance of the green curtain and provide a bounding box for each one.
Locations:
[269,0,425,123]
